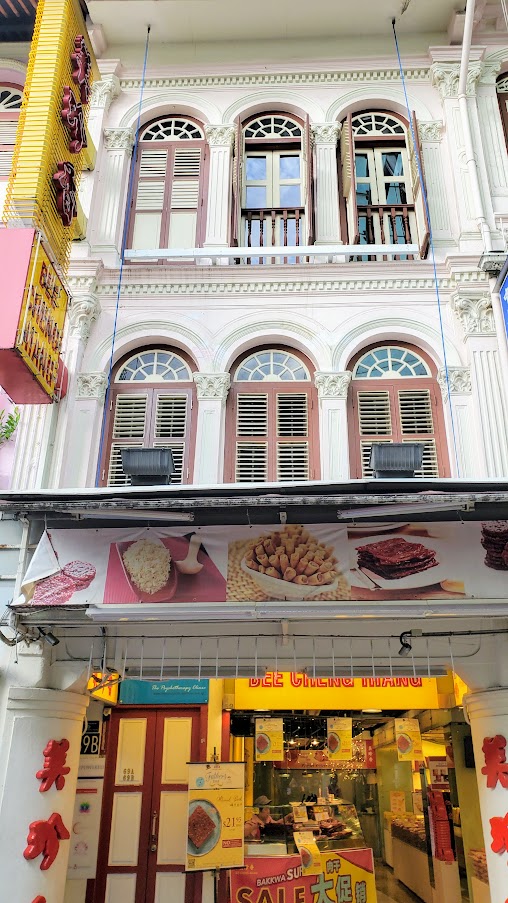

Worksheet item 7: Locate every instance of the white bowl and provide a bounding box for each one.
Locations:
[240,557,339,601]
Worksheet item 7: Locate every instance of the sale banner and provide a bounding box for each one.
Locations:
[255,717,284,761]
[230,853,378,902]
[395,718,423,761]
[327,716,353,761]
[321,849,377,902]
[294,832,322,876]
[186,763,244,871]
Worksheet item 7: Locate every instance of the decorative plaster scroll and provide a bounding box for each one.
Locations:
[103,127,134,153]
[311,123,341,145]
[76,372,108,400]
[119,67,429,91]
[193,372,231,400]
[90,74,120,110]
[430,62,483,98]
[314,371,352,399]
[418,120,443,142]
[437,367,472,397]
[67,295,101,340]
[497,75,508,93]
[450,293,496,336]
[205,124,235,147]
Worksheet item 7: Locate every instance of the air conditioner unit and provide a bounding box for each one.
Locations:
[121,448,175,486]
[369,443,424,479]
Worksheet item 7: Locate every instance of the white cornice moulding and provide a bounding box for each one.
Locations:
[119,67,430,91]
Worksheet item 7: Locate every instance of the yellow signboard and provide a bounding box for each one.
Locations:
[327,717,353,761]
[255,717,284,761]
[319,850,377,903]
[186,762,244,871]
[395,718,423,762]
[87,671,119,704]
[294,832,322,876]
[236,673,440,711]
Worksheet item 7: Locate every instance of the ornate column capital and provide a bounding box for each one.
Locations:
[418,120,443,142]
[450,293,496,337]
[314,371,352,399]
[193,372,231,400]
[90,74,121,111]
[205,124,235,147]
[67,295,101,341]
[103,127,135,154]
[311,123,341,145]
[76,372,108,400]
[430,61,483,97]
[437,367,472,397]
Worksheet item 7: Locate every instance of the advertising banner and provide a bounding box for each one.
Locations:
[277,740,376,771]
[395,718,423,761]
[186,762,244,871]
[293,832,322,876]
[16,521,508,609]
[255,718,284,761]
[230,852,377,902]
[390,790,407,815]
[119,678,209,705]
[327,717,353,761]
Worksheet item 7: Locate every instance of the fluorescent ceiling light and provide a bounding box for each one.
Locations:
[71,509,194,522]
[362,709,382,714]
[337,501,473,520]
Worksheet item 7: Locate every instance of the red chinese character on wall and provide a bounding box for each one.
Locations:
[61,87,87,154]
[71,35,91,105]
[36,739,70,792]
[23,812,70,870]
[482,735,508,789]
[490,812,508,857]
[32,897,46,903]
[53,161,77,226]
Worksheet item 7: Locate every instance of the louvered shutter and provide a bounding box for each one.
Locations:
[235,393,269,482]
[341,113,359,244]
[231,115,242,246]
[303,113,315,244]
[276,393,309,481]
[107,394,148,485]
[409,112,430,259]
[152,393,189,483]
[356,390,392,478]
[131,148,168,250]
[398,388,439,478]
[0,119,18,179]
[168,147,202,248]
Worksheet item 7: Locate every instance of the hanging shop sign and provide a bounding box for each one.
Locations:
[395,718,423,762]
[186,762,244,871]
[87,672,119,704]
[16,521,508,611]
[326,717,353,761]
[293,832,322,876]
[2,0,98,270]
[0,229,69,403]
[119,678,209,705]
[276,739,376,771]
[255,718,284,762]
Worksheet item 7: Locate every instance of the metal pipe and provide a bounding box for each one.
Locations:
[458,0,493,252]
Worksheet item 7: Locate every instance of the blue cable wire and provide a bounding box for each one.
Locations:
[95,25,151,487]
[391,18,461,477]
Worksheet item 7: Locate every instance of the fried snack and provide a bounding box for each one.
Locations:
[241,525,339,587]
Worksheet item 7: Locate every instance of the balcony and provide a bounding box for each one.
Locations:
[352,203,417,262]
[244,206,305,264]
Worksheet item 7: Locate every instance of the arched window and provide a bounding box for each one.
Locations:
[226,348,319,482]
[340,109,429,260]
[128,116,207,252]
[232,112,314,259]
[0,85,22,181]
[348,343,449,479]
[102,348,196,486]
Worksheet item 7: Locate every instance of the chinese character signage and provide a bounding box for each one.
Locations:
[186,762,244,871]
[395,718,423,762]
[230,852,377,902]
[255,718,284,762]
[327,717,353,761]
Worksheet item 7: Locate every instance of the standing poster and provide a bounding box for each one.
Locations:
[186,762,244,872]
[327,717,353,761]
[293,832,321,876]
[255,717,284,761]
[395,718,423,761]
[390,790,407,815]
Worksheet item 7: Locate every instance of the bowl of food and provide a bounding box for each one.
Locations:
[118,537,177,602]
[240,525,340,600]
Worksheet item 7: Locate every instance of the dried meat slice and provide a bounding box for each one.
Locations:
[188,804,216,849]
[32,572,76,606]
[62,560,96,589]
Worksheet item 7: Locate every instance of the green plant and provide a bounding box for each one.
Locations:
[0,407,20,447]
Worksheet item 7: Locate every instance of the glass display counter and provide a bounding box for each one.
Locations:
[244,801,366,855]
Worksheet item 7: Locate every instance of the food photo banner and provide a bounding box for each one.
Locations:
[15,521,508,608]
[187,762,244,871]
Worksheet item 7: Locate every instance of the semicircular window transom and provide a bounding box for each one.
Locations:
[235,350,310,381]
[244,115,302,139]
[116,350,192,383]
[353,346,430,379]
[0,87,23,110]
[140,117,204,141]
[352,112,405,136]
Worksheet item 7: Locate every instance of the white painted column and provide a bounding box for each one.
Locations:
[60,373,108,487]
[464,689,508,903]
[418,120,456,244]
[79,70,121,221]
[203,125,235,249]
[88,127,134,265]
[477,77,508,216]
[314,371,352,481]
[311,124,342,246]
[0,687,89,903]
[436,366,476,478]
[192,373,231,484]
[451,292,508,477]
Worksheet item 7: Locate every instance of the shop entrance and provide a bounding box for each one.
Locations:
[94,707,204,903]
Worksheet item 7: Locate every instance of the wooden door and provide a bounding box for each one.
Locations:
[94,707,205,903]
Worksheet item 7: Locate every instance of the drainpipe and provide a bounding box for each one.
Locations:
[458,0,493,252]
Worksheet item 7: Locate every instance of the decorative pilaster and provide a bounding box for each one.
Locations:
[311,123,342,246]
[90,74,121,112]
[76,372,108,400]
[430,62,484,98]
[418,121,443,142]
[204,125,235,249]
[437,367,475,478]
[436,367,472,396]
[192,373,231,484]
[314,371,352,481]
[67,295,101,341]
[88,128,134,258]
[450,294,496,336]
[59,372,108,487]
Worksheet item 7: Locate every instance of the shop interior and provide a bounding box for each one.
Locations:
[230,707,485,903]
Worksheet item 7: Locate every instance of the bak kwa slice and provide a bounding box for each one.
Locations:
[357,538,435,566]
[188,805,216,850]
